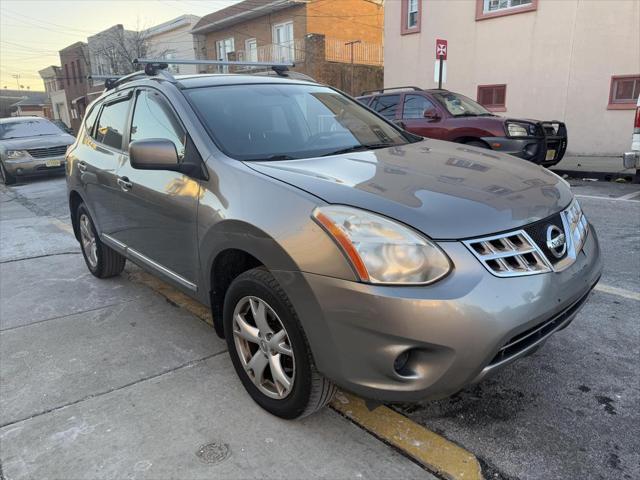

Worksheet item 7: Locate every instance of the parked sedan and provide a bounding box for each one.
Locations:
[0,116,75,185]
[357,87,568,167]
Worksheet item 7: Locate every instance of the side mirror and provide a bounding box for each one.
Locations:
[129,138,179,171]
[424,109,441,121]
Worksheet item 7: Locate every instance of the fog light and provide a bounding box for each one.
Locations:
[394,350,411,375]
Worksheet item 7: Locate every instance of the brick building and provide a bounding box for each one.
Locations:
[58,41,92,133]
[191,0,384,95]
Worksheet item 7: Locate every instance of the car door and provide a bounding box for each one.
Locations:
[78,91,132,236]
[111,87,201,289]
[399,93,448,139]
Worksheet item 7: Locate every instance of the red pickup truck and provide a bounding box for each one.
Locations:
[357,87,567,167]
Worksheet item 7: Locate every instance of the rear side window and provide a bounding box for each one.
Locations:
[369,95,400,119]
[83,104,100,138]
[130,90,186,158]
[95,99,130,150]
[402,95,436,119]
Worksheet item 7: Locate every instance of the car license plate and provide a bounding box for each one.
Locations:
[45,159,61,167]
[545,150,556,161]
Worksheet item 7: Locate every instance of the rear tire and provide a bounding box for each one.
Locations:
[224,268,336,419]
[0,162,16,185]
[76,203,126,278]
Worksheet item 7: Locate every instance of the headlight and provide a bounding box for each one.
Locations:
[506,123,529,137]
[6,150,29,159]
[312,205,452,285]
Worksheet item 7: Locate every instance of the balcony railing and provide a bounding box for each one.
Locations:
[236,38,306,64]
[325,38,383,66]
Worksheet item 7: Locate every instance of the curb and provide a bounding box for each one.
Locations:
[551,168,638,183]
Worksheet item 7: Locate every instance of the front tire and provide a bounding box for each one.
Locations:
[224,268,336,419]
[76,203,126,278]
[0,162,16,185]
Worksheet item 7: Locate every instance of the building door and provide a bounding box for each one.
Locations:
[216,37,235,72]
[272,22,294,62]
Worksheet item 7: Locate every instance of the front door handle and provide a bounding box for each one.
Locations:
[117,176,133,191]
[78,161,87,172]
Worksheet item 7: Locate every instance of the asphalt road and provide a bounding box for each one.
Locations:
[2,173,639,480]
[396,180,640,480]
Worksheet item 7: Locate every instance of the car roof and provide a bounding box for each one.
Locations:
[357,88,450,98]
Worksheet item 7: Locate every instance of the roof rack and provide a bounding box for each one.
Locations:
[134,58,294,77]
[360,86,424,96]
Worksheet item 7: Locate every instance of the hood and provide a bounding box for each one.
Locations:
[0,134,75,152]
[247,139,573,239]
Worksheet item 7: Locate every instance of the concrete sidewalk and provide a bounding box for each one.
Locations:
[551,155,637,181]
[0,185,433,479]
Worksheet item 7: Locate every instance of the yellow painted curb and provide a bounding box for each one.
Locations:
[128,268,482,480]
[127,268,213,325]
[331,392,483,480]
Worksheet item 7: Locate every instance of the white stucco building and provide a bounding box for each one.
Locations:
[144,15,201,75]
[384,0,640,156]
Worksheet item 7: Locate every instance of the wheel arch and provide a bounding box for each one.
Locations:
[68,189,85,242]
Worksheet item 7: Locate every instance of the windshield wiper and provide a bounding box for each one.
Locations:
[245,154,298,161]
[320,143,398,157]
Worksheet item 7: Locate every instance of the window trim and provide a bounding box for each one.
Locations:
[477,84,507,112]
[476,0,537,21]
[608,74,640,110]
[401,0,421,35]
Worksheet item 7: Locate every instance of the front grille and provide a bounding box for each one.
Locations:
[465,199,589,277]
[523,213,567,264]
[464,231,551,277]
[26,145,67,158]
[488,288,592,366]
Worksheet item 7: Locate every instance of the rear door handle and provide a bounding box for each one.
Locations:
[78,161,87,172]
[117,176,133,191]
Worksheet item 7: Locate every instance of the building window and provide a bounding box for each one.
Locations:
[401,0,421,35]
[477,84,507,111]
[608,75,640,110]
[476,0,537,21]
[71,61,77,85]
[76,60,83,83]
[65,64,70,86]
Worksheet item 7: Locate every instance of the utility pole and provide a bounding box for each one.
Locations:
[12,74,20,90]
[345,40,361,96]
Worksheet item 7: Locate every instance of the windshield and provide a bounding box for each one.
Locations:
[0,119,64,140]
[432,91,494,117]
[185,84,412,161]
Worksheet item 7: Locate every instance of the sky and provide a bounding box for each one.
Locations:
[0,0,241,91]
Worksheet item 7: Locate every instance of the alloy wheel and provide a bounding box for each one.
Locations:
[232,296,295,399]
[79,213,98,268]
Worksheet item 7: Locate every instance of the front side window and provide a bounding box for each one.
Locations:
[130,90,186,158]
[433,91,495,117]
[95,98,130,150]
[0,119,63,140]
[609,75,640,108]
[402,94,436,119]
[369,95,401,120]
[185,84,411,161]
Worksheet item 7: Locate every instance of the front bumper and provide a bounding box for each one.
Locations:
[3,155,66,176]
[274,225,602,403]
[622,151,640,169]
[482,122,568,166]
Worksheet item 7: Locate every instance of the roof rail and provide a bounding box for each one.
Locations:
[359,86,424,96]
[134,58,295,77]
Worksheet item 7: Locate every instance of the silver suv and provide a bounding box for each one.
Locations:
[66,69,602,419]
